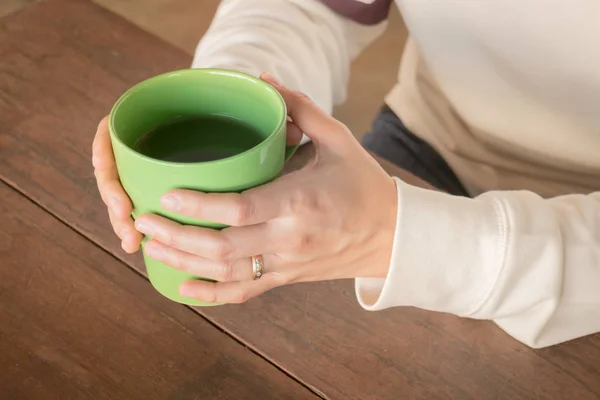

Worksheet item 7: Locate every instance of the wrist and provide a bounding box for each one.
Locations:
[377,177,399,277]
[359,176,398,279]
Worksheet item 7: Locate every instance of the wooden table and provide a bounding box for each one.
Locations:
[1,1,599,399]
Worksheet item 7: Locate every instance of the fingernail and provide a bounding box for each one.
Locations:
[134,220,155,236]
[145,242,164,259]
[161,195,180,211]
[109,196,120,213]
[179,282,196,298]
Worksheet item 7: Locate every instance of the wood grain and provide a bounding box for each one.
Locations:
[0,181,315,399]
[92,0,220,54]
[1,1,599,399]
[0,0,37,19]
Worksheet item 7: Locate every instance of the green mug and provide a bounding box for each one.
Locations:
[109,68,295,306]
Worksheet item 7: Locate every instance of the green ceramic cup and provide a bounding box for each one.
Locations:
[109,68,295,306]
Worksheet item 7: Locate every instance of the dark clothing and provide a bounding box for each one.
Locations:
[361,105,469,197]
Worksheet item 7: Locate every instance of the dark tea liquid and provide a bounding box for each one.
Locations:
[133,115,265,163]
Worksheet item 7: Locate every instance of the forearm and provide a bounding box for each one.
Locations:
[191,0,386,115]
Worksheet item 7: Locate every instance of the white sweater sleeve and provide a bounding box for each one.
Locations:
[191,0,386,116]
[357,177,600,348]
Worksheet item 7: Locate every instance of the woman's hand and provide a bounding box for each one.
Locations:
[133,73,398,304]
[91,86,302,253]
[92,117,144,253]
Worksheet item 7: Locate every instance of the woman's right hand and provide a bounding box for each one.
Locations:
[92,116,143,253]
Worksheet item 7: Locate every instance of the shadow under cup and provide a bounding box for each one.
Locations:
[109,69,292,306]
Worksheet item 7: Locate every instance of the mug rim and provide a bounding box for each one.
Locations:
[108,68,287,167]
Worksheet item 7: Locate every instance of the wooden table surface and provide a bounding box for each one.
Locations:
[1,0,599,399]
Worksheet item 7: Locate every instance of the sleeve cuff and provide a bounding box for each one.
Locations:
[299,134,312,145]
[356,177,506,317]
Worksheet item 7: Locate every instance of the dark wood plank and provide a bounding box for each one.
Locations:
[0,0,37,19]
[1,0,599,399]
[0,180,316,399]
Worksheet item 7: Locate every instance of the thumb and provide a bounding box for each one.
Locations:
[260,72,347,146]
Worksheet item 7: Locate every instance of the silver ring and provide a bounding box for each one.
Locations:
[251,255,264,280]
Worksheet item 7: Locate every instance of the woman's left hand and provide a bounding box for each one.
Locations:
[134,73,398,304]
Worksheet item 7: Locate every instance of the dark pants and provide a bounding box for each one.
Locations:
[361,105,469,197]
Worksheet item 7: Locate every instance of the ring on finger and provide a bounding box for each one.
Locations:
[251,255,264,280]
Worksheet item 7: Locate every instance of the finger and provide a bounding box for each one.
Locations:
[260,72,345,145]
[134,214,278,260]
[92,116,132,219]
[144,240,282,282]
[161,180,295,226]
[109,209,142,253]
[144,239,253,281]
[220,224,282,258]
[122,217,143,253]
[178,274,281,304]
[92,116,113,171]
[108,208,125,239]
[286,119,303,146]
[96,178,133,219]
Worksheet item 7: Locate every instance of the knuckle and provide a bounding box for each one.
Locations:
[175,191,201,217]
[289,188,316,214]
[230,195,252,226]
[111,224,124,239]
[167,253,184,271]
[176,255,200,274]
[92,149,102,169]
[217,260,234,282]
[100,194,110,209]
[289,189,307,214]
[163,232,175,247]
[179,197,197,216]
[234,290,250,304]
[294,90,312,103]
[204,290,218,304]
[211,237,233,260]
[163,226,182,247]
